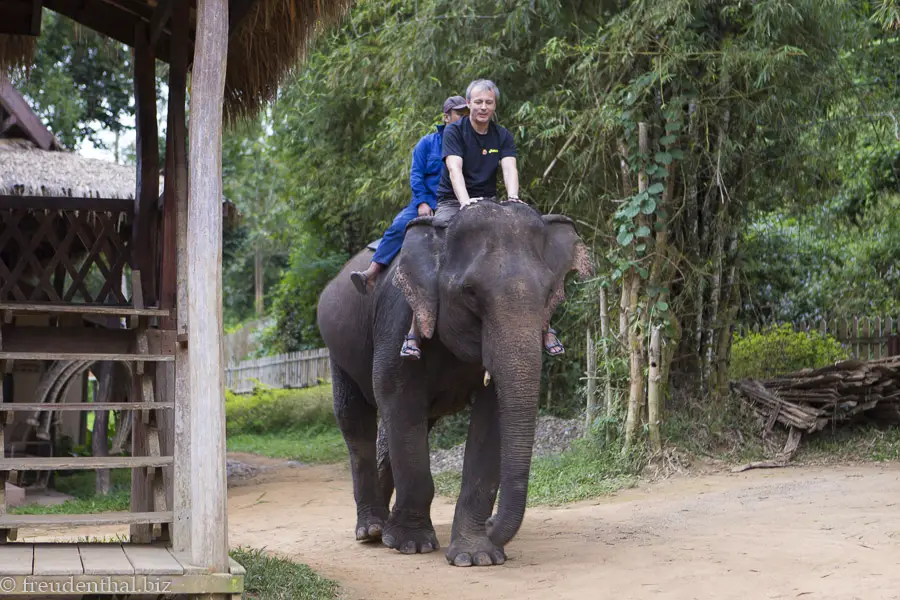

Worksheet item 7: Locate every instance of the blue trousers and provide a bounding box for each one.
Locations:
[372,202,421,267]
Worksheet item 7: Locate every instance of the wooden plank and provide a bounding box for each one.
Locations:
[0,325,175,356]
[133,20,160,307]
[149,0,174,47]
[0,302,169,317]
[0,543,33,575]
[0,352,173,362]
[187,0,231,575]
[0,402,173,412]
[77,543,134,575]
[0,512,172,528]
[0,81,53,150]
[170,0,192,557]
[33,543,83,576]
[123,543,184,575]
[0,456,173,470]
[0,195,134,213]
[0,572,241,595]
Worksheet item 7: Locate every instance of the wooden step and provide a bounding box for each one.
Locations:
[0,402,174,412]
[0,456,173,471]
[0,512,173,528]
[0,324,175,360]
[0,302,170,318]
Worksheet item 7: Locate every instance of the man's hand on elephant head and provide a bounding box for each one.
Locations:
[417,203,433,217]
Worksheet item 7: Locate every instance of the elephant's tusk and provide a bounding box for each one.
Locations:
[484,370,491,386]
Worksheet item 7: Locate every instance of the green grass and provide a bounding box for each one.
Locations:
[9,469,132,515]
[227,431,347,463]
[231,547,339,600]
[433,433,639,506]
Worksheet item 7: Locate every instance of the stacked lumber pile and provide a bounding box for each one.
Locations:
[732,356,900,433]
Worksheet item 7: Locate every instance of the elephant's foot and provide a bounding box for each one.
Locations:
[382,511,439,554]
[445,537,506,567]
[355,510,388,542]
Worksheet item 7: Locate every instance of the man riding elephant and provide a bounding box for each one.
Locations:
[399,79,566,360]
[349,95,469,295]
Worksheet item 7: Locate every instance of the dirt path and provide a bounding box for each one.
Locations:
[227,459,900,600]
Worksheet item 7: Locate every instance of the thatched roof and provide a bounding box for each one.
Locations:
[0,0,353,122]
[0,138,139,199]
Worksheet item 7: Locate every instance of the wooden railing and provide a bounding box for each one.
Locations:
[224,348,331,393]
[0,196,134,305]
[736,316,900,360]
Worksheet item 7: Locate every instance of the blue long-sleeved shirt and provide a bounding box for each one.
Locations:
[409,124,446,211]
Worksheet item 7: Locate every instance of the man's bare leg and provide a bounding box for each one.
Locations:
[350,262,384,295]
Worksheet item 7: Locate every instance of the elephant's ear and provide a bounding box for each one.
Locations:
[392,217,441,339]
[542,214,593,281]
[541,214,594,329]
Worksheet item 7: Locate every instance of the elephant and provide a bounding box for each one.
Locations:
[316,200,592,566]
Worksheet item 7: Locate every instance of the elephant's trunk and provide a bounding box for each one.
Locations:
[482,320,543,547]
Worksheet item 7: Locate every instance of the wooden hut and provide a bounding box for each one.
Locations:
[0,0,350,597]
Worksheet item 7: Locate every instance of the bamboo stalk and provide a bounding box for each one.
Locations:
[648,325,662,452]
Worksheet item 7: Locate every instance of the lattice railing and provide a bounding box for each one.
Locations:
[0,197,134,305]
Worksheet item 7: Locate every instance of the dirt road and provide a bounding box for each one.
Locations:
[226,458,900,600]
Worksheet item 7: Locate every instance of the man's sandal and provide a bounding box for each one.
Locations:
[400,334,422,360]
[350,271,370,295]
[544,328,565,356]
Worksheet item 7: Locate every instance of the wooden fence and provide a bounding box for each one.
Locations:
[736,316,900,360]
[225,348,331,393]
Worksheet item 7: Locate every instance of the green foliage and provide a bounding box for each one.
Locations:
[225,384,347,463]
[428,409,471,450]
[258,237,348,353]
[230,547,339,600]
[729,324,850,380]
[10,12,145,152]
[225,385,336,436]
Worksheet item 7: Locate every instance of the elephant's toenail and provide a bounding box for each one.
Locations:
[382,534,396,548]
[453,554,473,567]
[473,552,492,566]
[420,542,434,553]
[400,541,417,554]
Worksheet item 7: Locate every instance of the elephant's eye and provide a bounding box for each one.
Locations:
[461,283,476,296]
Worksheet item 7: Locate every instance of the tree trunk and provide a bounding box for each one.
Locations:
[254,243,264,317]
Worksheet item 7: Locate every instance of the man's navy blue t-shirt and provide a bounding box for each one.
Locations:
[435,116,516,202]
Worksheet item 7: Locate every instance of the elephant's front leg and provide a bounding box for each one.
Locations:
[376,366,439,554]
[446,383,505,567]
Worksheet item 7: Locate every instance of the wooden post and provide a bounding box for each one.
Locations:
[599,286,613,416]
[187,0,230,575]
[130,21,159,544]
[133,21,160,306]
[163,0,192,555]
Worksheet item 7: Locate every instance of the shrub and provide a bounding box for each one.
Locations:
[225,384,335,436]
[729,324,850,380]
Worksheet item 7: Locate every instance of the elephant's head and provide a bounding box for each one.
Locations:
[393,200,592,546]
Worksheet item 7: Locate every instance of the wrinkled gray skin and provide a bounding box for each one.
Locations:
[316,201,592,567]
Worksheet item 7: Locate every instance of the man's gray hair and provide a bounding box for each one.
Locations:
[466,79,500,102]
